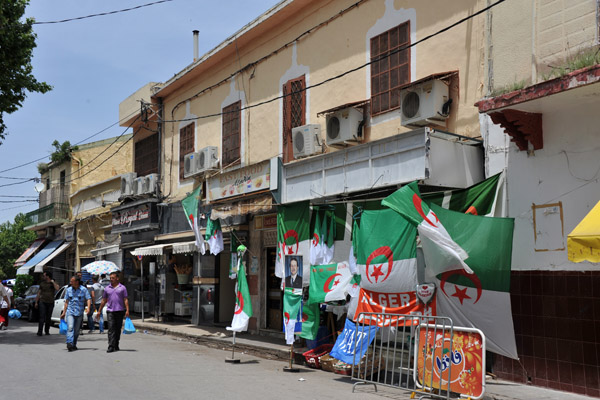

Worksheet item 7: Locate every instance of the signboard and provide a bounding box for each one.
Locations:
[415,325,486,399]
[111,201,159,233]
[207,160,270,201]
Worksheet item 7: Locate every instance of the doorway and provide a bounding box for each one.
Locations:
[265,247,282,330]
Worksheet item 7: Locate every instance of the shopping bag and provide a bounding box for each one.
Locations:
[59,319,67,335]
[122,317,136,334]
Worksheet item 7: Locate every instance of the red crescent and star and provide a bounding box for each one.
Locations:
[366,246,393,284]
[323,273,342,293]
[440,269,483,305]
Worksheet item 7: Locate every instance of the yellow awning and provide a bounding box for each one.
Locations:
[567,200,600,263]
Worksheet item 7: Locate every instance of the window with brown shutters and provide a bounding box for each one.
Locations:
[370,22,410,116]
[222,101,241,167]
[134,133,158,177]
[179,123,195,180]
[282,75,306,163]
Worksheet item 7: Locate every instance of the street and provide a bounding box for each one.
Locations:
[1,318,392,400]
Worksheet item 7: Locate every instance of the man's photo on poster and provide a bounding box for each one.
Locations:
[284,255,303,290]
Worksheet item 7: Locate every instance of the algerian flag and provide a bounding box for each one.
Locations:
[206,217,224,255]
[298,301,320,340]
[382,182,473,276]
[229,234,239,279]
[310,210,323,265]
[308,261,352,304]
[430,203,517,359]
[321,209,335,264]
[275,202,310,281]
[423,172,503,216]
[181,186,206,254]
[348,220,359,275]
[283,291,302,344]
[226,258,252,332]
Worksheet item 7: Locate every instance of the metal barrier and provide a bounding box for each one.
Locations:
[351,312,454,399]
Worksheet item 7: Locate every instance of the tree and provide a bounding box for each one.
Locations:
[0,0,52,144]
[0,213,37,280]
[50,140,78,164]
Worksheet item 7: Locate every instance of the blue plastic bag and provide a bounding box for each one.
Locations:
[122,317,135,334]
[59,319,67,335]
[8,309,21,319]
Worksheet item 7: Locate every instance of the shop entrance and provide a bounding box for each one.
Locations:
[265,247,282,330]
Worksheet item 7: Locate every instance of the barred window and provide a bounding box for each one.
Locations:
[222,101,241,167]
[282,75,306,163]
[134,133,158,177]
[370,22,410,115]
[179,123,195,180]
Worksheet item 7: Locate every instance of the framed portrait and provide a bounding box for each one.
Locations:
[284,255,303,290]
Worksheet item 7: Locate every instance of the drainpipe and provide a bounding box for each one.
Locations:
[193,30,199,62]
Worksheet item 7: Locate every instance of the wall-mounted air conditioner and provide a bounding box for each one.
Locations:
[120,172,137,196]
[133,177,145,196]
[326,107,364,146]
[183,152,201,178]
[197,146,219,173]
[143,174,158,194]
[292,124,322,158]
[400,79,450,127]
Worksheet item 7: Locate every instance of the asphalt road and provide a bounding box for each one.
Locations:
[1,318,392,400]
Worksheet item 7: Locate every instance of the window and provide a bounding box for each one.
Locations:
[282,75,306,163]
[135,134,159,177]
[59,170,65,186]
[370,22,410,115]
[222,101,241,167]
[179,123,195,180]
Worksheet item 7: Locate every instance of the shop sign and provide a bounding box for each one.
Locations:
[112,202,158,233]
[207,161,270,201]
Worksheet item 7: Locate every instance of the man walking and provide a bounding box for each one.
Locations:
[35,271,59,336]
[60,276,91,351]
[87,275,104,334]
[96,272,129,353]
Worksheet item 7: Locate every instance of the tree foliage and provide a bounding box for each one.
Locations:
[14,274,33,298]
[50,140,78,165]
[0,0,52,144]
[0,213,37,280]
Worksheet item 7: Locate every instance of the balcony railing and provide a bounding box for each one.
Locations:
[24,203,70,228]
[39,185,69,208]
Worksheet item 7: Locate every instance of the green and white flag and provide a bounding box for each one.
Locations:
[383,182,473,276]
[205,217,224,255]
[181,186,205,255]
[299,301,320,341]
[310,210,323,265]
[275,202,310,281]
[429,204,517,359]
[283,291,302,344]
[226,258,252,332]
[308,262,352,304]
[423,172,503,216]
[321,210,335,264]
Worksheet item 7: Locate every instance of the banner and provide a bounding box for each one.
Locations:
[354,289,435,327]
[330,318,378,365]
[275,202,310,282]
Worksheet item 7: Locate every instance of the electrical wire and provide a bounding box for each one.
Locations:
[33,0,175,25]
[0,195,38,198]
[0,179,36,188]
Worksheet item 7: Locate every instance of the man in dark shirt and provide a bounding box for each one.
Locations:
[35,272,59,336]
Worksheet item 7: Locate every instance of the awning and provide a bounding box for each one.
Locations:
[14,239,46,267]
[568,200,600,263]
[90,244,120,257]
[34,241,72,273]
[171,241,198,254]
[17,239,65,275]
[130,243,171,257]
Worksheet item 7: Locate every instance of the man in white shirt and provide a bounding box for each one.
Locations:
[0,283,12,330]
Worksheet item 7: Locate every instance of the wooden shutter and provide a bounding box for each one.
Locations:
[222,101,241,167]
[179,123,195,180]
[282,75,306,163]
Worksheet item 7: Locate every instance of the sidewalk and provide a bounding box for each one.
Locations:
[131,317,594,400]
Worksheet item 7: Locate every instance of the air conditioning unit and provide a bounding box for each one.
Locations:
[143,174,158,194]
[133,177,145,195]
[120,172,137,196]
[183,152,201,178]
[326,107,364,146]
[292,124,322,158]
[400,79,450,127]
[196,146,219,173]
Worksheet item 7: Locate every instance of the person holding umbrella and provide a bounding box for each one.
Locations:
[96,271,129,353]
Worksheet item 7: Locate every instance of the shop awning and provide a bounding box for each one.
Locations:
[568,200,600,263]
[17,239,65,275]
[34,241,72,273]
[130,243,171,257]
[14,238,46,267]
[90,244,120,257]
[171,241,198,254]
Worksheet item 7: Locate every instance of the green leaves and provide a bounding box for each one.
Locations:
[0,213,37,280]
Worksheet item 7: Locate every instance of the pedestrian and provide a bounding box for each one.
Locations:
[0,283,10,330]
[100,274,110,288]
[60,276,91,352]
[96,271,129,353]
[35,271,59,336]
[87,275,104,334]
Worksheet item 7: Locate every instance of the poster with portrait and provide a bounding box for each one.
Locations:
[284,255,303,294]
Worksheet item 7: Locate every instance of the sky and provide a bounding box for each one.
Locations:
[0,0,281,224]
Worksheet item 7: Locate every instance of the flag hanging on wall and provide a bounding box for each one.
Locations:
[206,217,224,255]
[181,185,205,254]
[308,261,353,304]
[283,291,302,344]
[275,202,310,281]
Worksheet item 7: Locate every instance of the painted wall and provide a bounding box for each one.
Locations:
[154,0,488,202]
